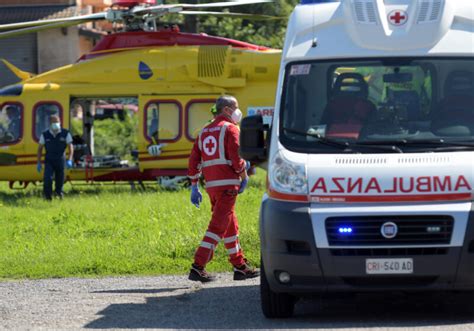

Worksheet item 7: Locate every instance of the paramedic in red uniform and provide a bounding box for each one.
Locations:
[187,95,259,282]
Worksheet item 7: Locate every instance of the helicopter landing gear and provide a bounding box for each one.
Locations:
[157,176,188,190]
[8,181,35,190]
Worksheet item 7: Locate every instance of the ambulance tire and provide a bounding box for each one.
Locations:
[260,260,295,318]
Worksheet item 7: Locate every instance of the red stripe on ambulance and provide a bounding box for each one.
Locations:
[311,193,472,203]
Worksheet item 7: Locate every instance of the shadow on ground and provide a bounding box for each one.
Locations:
[91,287,188,294]
[0,181,168,205]
[85,284,474,329]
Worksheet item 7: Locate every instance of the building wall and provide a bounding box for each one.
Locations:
[78,0,112,6]
[0,0,108,87]
[1,0,76,5]
[79,35,95,57]
[37,27,81,73]
[0,34,38,88]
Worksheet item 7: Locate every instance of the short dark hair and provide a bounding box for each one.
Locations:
[215,95,236,114]
[49,115,60,123]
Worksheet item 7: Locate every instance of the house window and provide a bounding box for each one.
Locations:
[186,100,215,140]
[145,101,181,143]
[0,103,23,145]
[34,102,62,141]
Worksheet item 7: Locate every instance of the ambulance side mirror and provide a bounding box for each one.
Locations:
[240,115,268,164]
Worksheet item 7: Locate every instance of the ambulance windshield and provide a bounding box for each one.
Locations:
[280,58,474,153]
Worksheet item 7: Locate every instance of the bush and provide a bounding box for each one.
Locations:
[93,112,138,163]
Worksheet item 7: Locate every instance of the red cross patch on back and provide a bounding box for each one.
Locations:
[203,136,217,156]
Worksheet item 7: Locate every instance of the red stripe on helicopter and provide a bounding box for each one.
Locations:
[15,154,37,159]
[1,155,189,166]
[89,168,188,181]
[0,160,37,166]
[14,151,188,158]
[139,154,190,162]
[138,149,191,155]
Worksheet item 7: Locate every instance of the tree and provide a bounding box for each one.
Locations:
[199,0,298,49]
[161,0,298,49]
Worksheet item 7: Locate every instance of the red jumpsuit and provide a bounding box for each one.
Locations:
[188,114,247,268]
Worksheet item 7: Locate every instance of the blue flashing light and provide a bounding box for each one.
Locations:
[338,227,353,234]
[300,0,340,5]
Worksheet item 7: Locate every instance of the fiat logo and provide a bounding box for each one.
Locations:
[381,222,398,239]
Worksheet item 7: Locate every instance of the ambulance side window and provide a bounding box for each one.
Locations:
[186,100,215,141]
[0,103,23,145]
[34,103,61,141]
[145,101,181,143]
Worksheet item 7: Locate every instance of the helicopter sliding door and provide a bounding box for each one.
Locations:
[138,94,219,177]
[69,96,139,181]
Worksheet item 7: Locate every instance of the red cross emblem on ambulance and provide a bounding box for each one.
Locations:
[388,10,408,26]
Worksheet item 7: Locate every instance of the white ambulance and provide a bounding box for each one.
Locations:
[240,0,474,318]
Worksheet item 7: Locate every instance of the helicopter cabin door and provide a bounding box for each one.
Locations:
[69,96,139,182]
[138,95,219,176]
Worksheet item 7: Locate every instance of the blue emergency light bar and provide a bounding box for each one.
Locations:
[300,0,340,4]
[338,227,353,234]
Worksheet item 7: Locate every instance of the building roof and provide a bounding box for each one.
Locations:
[0,5,79,25]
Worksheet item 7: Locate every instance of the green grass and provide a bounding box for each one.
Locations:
[0,171,266,279]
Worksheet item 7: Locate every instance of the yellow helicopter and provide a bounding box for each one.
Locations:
[0,0,281,189]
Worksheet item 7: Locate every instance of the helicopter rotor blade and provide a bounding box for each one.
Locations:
[0,19,97,40]
[0,12,107,32]
[133,0,272,15]
[179,10,283,20]
[133,4,184,16]
[183,0,272,9]
[0,0,274,38]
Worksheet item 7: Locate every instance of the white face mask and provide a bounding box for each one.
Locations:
[51,122,61,132]
[231,108,242,124]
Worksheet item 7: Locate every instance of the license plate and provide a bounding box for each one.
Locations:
[366,258,414,274]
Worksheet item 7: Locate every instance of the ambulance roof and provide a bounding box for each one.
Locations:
[283,0,474,62]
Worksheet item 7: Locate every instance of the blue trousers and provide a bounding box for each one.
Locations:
[43,159,65,200]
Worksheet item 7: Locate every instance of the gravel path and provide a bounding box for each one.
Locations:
[1,274,474,330]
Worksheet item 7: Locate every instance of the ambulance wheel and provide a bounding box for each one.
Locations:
[260,260,295,318]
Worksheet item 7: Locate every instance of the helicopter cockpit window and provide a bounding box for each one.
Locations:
[0,103,23,145]
[34,103,61,141]
[186,101,215,140]
[145,101,181,143]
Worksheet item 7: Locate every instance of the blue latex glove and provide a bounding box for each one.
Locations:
[36,162,42,173]
[248,165,256,176]
[245,160,251,171]
[66,160,73,169]
[238,177,248,194]
[191,184,203,208]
